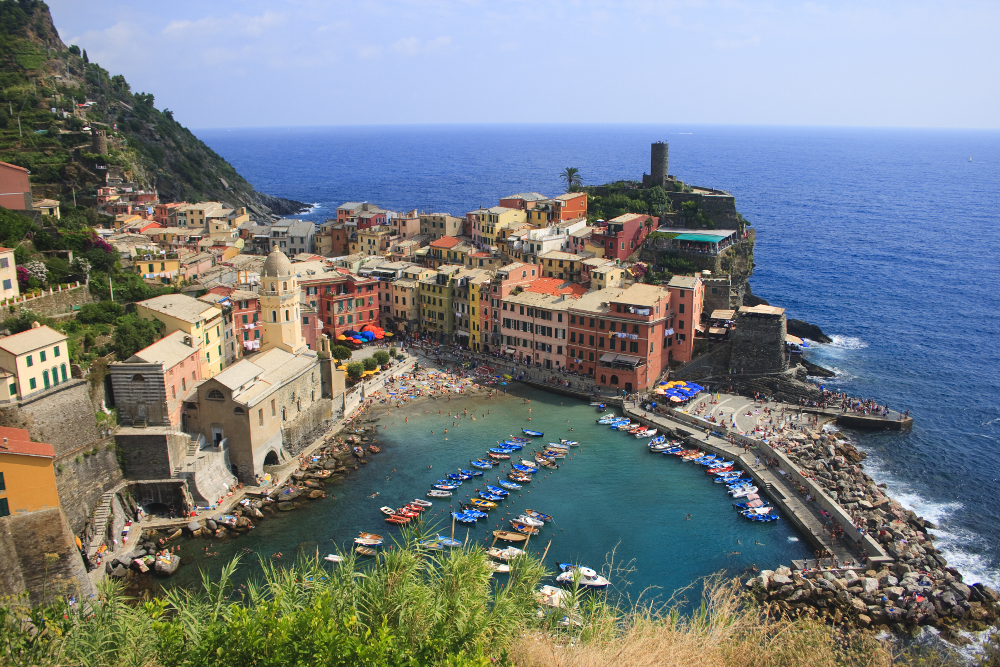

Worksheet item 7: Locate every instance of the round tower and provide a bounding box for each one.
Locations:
[650,141,668,187]
[91,130,108,155]
[259,247,306,355]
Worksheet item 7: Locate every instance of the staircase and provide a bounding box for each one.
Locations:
[86,482,127,559]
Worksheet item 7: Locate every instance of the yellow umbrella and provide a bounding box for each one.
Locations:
[337,335,348,340]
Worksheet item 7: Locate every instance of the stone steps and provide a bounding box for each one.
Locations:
[86,483,126,558]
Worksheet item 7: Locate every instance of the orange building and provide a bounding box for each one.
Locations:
[555,192,588,221]
[0,426,58,517]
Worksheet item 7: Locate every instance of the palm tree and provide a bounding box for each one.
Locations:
[560,167,582,192]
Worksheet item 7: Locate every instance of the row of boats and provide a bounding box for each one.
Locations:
[596,413,658,438]
[649,438,780,523]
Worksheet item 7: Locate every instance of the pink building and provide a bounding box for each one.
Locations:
[665,275,704,364]
[498,290,572,369]
[477,262,541,354]
[0,161,31,210]
[591,213,654,261]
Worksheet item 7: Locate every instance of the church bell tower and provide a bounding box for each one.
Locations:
[259,247,306,354]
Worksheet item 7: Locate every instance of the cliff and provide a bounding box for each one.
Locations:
[0,1,304,216]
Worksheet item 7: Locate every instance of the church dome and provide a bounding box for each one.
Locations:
[262,249,293,277]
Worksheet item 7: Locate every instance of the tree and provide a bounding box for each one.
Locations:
[560,167,582,193]
[373,350,390,366]
[331,345,352,361]
[389,346,397,357]
[362,356,378,371]
[346,362,364,379]
[112,315,163,360]
[77,301,125,324]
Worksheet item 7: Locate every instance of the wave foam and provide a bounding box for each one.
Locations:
[825,335,868,350]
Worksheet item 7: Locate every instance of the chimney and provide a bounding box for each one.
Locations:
[31,321,40,329]
[183,335,192,346]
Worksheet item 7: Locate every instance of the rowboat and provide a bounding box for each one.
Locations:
[459,469,483,477]
[595,403,607,413]
[511,521,538,534]
[485,485,509,496]
[734,499,766,510]
[534,458,558,469]
[499,481,522,490]
[590,401,605,407]
[520,459,539,468]
[596,415,618,424]
[491,531,528,543]
[488,452,510,460]
[479,492,503,501]
[514,514,544,527]
[410,499,432,508]
[396,509,419,518]
[355,537,382,546]
[501,441,524,450]
[488,545,525,559]
[419,540,444,550]
[379,506,397,516]
[524,509,552,522]
[522,429,544,437]
[674,449,698,457]
[634,428,658,438]
[447,473,470,481]
[611,421,633,430]
[463,508,488,518]
[508,473,532,483]
[648,440,671,452]
[681,451,704,461]
[559,439,580,447]
[541,449,565,459]
[436,535,461,547]
[489,561,511,574]
[708,465,733,474]
[358,532,383,541]
[730,486,758,498]
[745,513,779,522]
[489,447,513,454]
[546,442,570,450]
[427,489,453,498]
[470,459,493,469]
[385,515,409,525]
[512,464,537,473]
[324,554,344,563]
[662,447,683,455]
[537,584,571,607]
[356,546,378,556]
[627,425,645,434]
[451,512,477,524]
[437,478,461,486]
[556,565,609,589]
[469,498,497,509]
[508,436,530,443]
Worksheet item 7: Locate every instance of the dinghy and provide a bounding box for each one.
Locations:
[559,439,580,446]
[489,447,513,454]
[511,520,539,534]
[385,515,409,525]
[488,545,525,559]
[634,428,658,438]
[489,561,511,574]
[379,506,397,516]
[556,566,609,589]
[488,452,510,460]
[428,489,453,498]
[469,498,497,509]
[596,415,618,424]
[358,532,383,541]
[730,486,759,498]
[485,485,509,496]
[355,537,383,547]
[515,514,544,527]
[522,429,544,437]
[491,531,528,543]
[356,546,378,556]
[512,464,537,473]
[324,554,344,563]
[436,535,462,547]
[499,481,522,490]
[451,512,477,524]
[410,499,433,508]
[524,509,552,522]
[479,492,503,501]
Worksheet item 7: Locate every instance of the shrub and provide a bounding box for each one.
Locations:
[330,345,352,361]
[373,350,390,366]
[77,300,124,324]
[389,346,397,357]
[362,356,378,372]
[346,362,364,379]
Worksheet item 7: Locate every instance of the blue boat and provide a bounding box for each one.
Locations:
[485,485,509,496]
[511,464,537,474]
[433,483,458,490]
[479,492,503,501]
[508,436,530,443]
[522,429,544,437]
[499,481,522,490]
[714,475,743,483]
[448,473,470,481]
[452,512,477,524]
[459,469,483,477]
[437,478,462,486]
[470,459,492,469]
[489,447,513,454]
[501,441,524,450]
[662,447,683,455]
[436,535,462,547]
[704,459,733,467]
[462,508,488,518]
[596,415,618,424]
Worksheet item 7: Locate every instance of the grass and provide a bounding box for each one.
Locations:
[0,528,975,667]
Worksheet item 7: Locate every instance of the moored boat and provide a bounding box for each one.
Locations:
[379,506,397,516]
[499,481,522,490]
[522,429,544,437]
[488,545,525,559]
[356,546,378,556]
[470,498,497,509]
[358,532,383,540]
[489,561,511,574]
[451,512,477,524]
[511,520,539,534]
[385,515,409,525]
[488,452,511,460]
[555,565,609,589]
[355,537,383,547]
[559,439,580,446]
[410,499,432,508]
[514,514,544,527]
[324,554,344,563]
[491,531,528,543]
[428,489,453,498]
[524,509,552,522]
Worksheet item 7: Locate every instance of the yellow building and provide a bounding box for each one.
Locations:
[466,272,491,352]
[135,252,181,283]
[469,206,527,249]
[0,247,19,301]
[390,266,433,332]
[259,249,307,355]
[419,265,463,341]
[136,294,225,378]
[0,426,59,517]
[419,214,464,240]
[176,202,223,229]
[0,324,70,402]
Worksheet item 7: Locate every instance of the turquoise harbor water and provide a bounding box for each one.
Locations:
[167,385,809,600]
[196,123,1000,588]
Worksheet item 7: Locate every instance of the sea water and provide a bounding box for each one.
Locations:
[165,386,809,601]
[198,123,1000,588]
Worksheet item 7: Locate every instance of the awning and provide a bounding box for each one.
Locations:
[786,334,804,345]
[505,347,516,353]
[709,327,728,335]
[599,352,616,363]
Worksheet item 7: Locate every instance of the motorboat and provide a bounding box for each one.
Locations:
[556,565,609,589]
[448,473,471,481]
[485,485,509,496]
[385,515,409,525]
[634,428,658,438]
[459,469,483,477]
[479,492,503,501]
[489,561,511,574]
[437,478,461,486]
[469,499,497,509]
[559,439,580,447]
[356,546,378,556]
[451,512,477,524]
[510,520,539,534]
[489,447,513,454]
[491,531,528,544]
[708,465,733,475]
[522,429,544,437]
[470,459,493,469]
[488,545,525,559]
[546,442,571,451]
[379,506,397,516]
[499,481,522,490]
[501,441,524,451]
[681,451,705,461]
[436,535,461,547]
[512,464,537,474]
[520,459,539,468]
[488,452,511,460]
[324,554,344,563]
[730,485,759,498]
[410,500,432,508]
[515,514,544,527]
[462,508,488,519]
[524,509,551,522]
[537,585,572,608]
[611,421,633,430]
[358,532,383,541]
[355,537,383,547]
[675,449,698,457]
[597,415,619,424]
[428,489,453,498]
[508,472,533,483]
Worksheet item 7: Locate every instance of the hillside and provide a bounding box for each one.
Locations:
[0,0,304,216]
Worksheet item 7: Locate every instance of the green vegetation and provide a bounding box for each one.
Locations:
[680,199,715,229]
[372,350,390,366]
[111,314,163,360]
[583,182,672,221]
[346,361,364,379]
[362,356,378,372]
[0,537,951,667]
[330,344,352,361]
[560,167,582,193]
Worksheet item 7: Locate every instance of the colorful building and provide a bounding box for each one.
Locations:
[136,294,225,378]
[0,427,58,517]
[590,213,655,261]
[0,325,70,402]
[109,331,203,427]
[0,247,19,301]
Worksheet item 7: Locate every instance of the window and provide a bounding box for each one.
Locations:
[8,383,14,395]
[271,399,276,416]
[679,320,685,330]
[272,310,277,322]
[54,345,60,357]
[259,409,264,426]
[234,407,246,415]
[207,389,225,401]
[132,374,145,382]
[589,352,594,361]
[679,303,685,314]
[26,355,32,367]
[0,258,7,268]
[61,364,67,382]
[281,407,286,421]
[182,378,186,391]
[0,498,8,518]
[171,386,176,399]
[2,279,9,290]
[283,281,288,290]
[43,370,50,388]
[285,310,290,321]
[29,378,36,390]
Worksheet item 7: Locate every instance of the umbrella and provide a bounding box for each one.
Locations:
[337,335,348,340]
[384,332,394,337]
[670,396,683,403]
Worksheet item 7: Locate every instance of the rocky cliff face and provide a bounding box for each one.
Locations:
[0,1,304,216]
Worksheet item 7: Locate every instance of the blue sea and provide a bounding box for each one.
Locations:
[198,124,1000,589]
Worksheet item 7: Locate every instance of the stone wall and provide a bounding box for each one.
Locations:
[16,379,103,456]
[109,362,170,425]
[673,342,732,381]
[114,428,188,480]
[664,188,739,228]
[0,507,95,605]
[53,441,122,535]
[281,396,333,455]
[702,276,735,313]
[729,313,788,375]
[4,283,96,318]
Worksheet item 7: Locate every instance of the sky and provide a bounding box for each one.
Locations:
[49,0,999,130]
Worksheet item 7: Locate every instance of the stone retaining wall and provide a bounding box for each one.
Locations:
[0,508,95,605]
[53,440,122,535]
[3,282,95,318]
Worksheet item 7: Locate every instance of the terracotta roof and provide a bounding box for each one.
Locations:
[0,426,55,458]
[429,236,461,249]
[524,278,588,298]
[0,161,29,174]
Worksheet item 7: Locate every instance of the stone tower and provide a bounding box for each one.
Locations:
[650,141,668,187]
[91,129,108,155]
[259,247,306,354]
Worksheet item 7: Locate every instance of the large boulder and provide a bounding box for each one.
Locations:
[949,581,971,600]
[186,520,202,533]
[277,502,296,511]
[770,574,793,589]
[861,578,880,594]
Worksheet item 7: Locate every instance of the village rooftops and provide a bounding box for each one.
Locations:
[0,325,66,356]
[537,250,584,262]
[0,426,55,458]
[614,283,670,308]
[138,294,222,324]
[582,257,615,267]
[497,262,534,274]
[212,347,316,405]
[126,331,199,368]
[505,290,575,310]
[711,309,737,320]
[502,192,548,202]
[609,213,651,223]
[739,304,786,317]
[523,277,588,298]
[666,275,700,290]
[429,236,462,249]
[566,287,626,315]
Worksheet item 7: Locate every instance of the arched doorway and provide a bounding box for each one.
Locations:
[610,375,619,385]
[263,450,280,466]
[600,374,607,384]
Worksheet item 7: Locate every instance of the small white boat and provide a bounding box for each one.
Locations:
[514,514,544,527]
[324,554,344,563]
[520,459,539,468]
[729,485,758,498]
[634,428,658,438]
[427,489,452,498]
[559,439,580,446]
[410,499,433,507]
[536,584,571,607]
[488,561,510,574]
[487,546,525,561]
[556,566,610,589]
